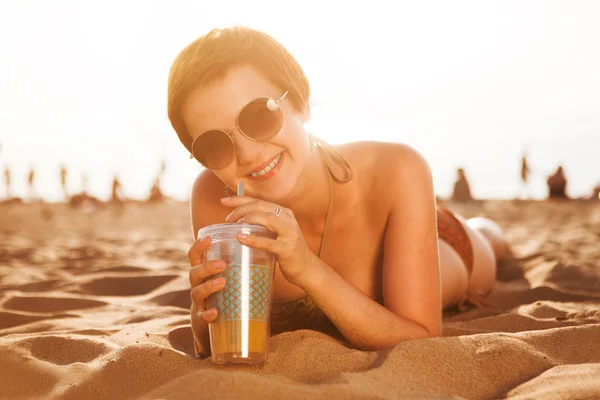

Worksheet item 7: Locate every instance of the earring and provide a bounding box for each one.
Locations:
[266,98,279,111]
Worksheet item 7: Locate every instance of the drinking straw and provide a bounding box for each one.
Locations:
[234,182,244,265]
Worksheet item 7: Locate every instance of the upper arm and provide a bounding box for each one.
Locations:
[190,170,226,239]
[381,145,442,336]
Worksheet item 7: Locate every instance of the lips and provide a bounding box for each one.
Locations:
[247,153,283,176]
[246,152,285,181]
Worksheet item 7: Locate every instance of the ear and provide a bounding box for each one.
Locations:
[301,99,311,124]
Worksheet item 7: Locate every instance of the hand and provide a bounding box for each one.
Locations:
[187,236,227,357]
[221,196,318,287]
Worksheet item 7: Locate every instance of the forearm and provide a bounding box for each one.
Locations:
[301,255,433,351]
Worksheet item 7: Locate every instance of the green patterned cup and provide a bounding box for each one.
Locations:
[198,223,277,365]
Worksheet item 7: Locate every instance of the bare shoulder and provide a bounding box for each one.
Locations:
[190,169,229,238]
[336,141,432,193]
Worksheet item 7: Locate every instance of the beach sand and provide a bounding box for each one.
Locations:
[1,200,599,400]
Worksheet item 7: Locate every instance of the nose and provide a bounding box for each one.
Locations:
[232,131,265,166]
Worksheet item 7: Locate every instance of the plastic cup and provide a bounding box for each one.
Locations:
[197,223,277,365]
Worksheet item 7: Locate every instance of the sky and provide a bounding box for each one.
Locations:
[1,0,599,201]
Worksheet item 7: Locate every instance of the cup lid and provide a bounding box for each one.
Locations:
[197,223,277,242]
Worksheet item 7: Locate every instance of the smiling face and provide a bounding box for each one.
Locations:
[181,65,312,201]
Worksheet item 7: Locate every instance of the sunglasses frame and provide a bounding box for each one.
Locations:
[189,90,289,168]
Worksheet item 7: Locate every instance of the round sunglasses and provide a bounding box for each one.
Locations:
[189,91,289,169]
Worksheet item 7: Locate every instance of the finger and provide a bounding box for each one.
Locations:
[224,199,282,222]
[235,211,288,234]
[220,195,259,207]
[189,260,226,287]
[191,301,219,322]
[199,308,219,323]
[188,237,211,266]
[237,231,285,254]
[190,277,227,310]
[225,197,285,222]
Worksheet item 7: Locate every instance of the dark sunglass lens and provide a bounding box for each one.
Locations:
[192,130,234,169]
[238,98,283,141]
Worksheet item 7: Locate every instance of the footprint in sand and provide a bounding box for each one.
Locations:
[3,295,107,313]
[4,279,67,293]
[98,265,150,273]
[148,247,188,262]
[0,311,67,330]
[168,326,195,356]
[80,275,178,296]
[27,335,113,365]
[149,289,191,309]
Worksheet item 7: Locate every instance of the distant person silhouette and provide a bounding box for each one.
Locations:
[451,168,473,201]
[147,161,168,202]
[27,167,36,200]
[147,177,165,202]
[111,176,123,203]
[3,166,10,198]
[520,154,529,183]
[519,151,531,199]
[546,165,568,199]
[60,164,68,201]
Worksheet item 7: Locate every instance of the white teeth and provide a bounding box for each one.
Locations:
[251,154,282,177]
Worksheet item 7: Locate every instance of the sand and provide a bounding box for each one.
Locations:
[1,200,599,400]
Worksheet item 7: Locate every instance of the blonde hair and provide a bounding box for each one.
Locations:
[167,26,310,152]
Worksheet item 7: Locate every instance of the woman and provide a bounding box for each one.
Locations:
[167,26,508,356]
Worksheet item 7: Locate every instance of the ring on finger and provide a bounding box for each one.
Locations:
[274,207,281,217]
